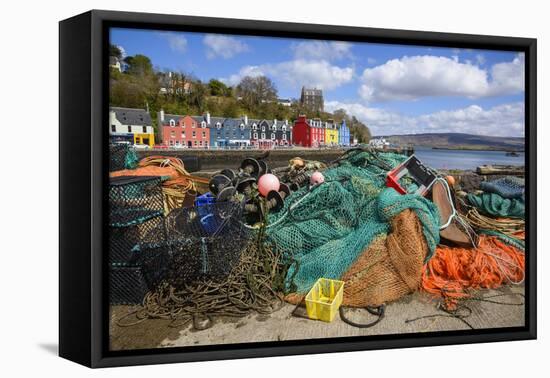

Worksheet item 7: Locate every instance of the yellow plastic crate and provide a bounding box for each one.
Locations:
[305,278,345,322]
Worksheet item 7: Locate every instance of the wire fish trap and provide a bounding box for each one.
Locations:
[109,176,164,226]
[109,143,139,172]
[136,201,250,288]
[109,265,150,305]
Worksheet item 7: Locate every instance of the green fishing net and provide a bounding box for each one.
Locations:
[266,150,440,293]
[467,192,525,219]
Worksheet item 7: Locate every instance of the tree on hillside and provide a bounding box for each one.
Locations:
[124,54,154,77]
[208,79,231,97]
[349,115,372,143]
[236,76,277,110]
[110,44,123,59]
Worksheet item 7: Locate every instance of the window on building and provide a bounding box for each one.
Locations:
[216,122,221,129]
[253,133,258,139]
[202,131,206,138]
[170,131,175,138]
[142,126,147,133]
[169,119,175,127]
[252,124,257,130]
[205,142,208,148]
[199,140,203,146]
[127,126,131,133]
[192,131,196,138]
[272,125,276,131]
[169,140,174,146]
[282,134,287,140]
[181,132,185,138]
[194,140,198,146]
[175,141,180,146]
[271,134,276,140]
[282,125,286,132]
[240,123,245,130]
[261,133,265,139]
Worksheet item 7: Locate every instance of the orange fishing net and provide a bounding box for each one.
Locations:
[421,235,525,310]
[342,209,428,307]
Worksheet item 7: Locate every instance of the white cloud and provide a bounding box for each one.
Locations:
[488,53,525,96]
[358,54,524,102]
[222,59,354,90]
[325,101,524,137]
[476,54,486,65]
[117,45,127,59]
[203,34,249,59]
[159,33,187,53]
[291,41,353,61]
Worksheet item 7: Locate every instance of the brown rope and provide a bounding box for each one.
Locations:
[116,241,286,330]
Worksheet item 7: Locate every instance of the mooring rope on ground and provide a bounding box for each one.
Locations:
[116,238,288,330]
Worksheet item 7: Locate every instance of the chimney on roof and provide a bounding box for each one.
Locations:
[160,109,165,122]
[206,112,211,125]
[244,114,248,125]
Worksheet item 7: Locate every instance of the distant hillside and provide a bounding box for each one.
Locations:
[378,133,525,151]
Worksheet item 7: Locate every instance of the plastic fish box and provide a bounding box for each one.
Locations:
[305,278,345,322]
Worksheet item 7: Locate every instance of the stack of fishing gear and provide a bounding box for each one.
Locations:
[108,176,165,305]
[109,143,139,172]
[111,155,208,214]
[421,175,526,310]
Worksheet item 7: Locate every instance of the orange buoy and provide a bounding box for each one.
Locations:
[445,175,456,186]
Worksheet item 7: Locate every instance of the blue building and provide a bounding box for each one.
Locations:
[339,119,351,146]
[193,113,252,149]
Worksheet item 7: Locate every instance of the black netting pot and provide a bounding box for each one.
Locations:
[108,215,163,264]
[136,201,250,288]
[109,265,149,305]
[109,176,164,225]
[109,143,138,172]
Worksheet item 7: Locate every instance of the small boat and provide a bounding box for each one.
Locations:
[506,151,520,157]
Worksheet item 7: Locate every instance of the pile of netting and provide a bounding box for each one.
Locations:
[421,234,525,310]
[266,150,441,304]
[467,176,525,219]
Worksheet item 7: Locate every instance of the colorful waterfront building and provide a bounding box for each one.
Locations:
[250,119,291,148]
[324,119,338,146]
[158,110,210,148]
[109,107,155,147]
[339,119,351,146]
[292,116,326,148]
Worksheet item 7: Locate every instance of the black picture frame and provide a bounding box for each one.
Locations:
[59,9,537,368]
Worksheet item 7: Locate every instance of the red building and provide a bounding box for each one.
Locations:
[292,116,325,147]
[158,111,210,148]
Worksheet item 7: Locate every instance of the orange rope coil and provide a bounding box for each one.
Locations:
[421,235,525,310]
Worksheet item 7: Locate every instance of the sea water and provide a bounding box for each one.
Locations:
[413,146,525,170]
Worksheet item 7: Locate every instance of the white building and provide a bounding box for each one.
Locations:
[109,107,155,146]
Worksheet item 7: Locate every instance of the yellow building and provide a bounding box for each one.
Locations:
[109,107,155,147]
[324,121,339,146]
[133,133,155,147]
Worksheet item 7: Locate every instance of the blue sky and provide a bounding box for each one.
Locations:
[111,28,525,137]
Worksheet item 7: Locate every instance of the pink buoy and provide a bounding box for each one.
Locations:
[258,173,280,197]
[310,171,325,186]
